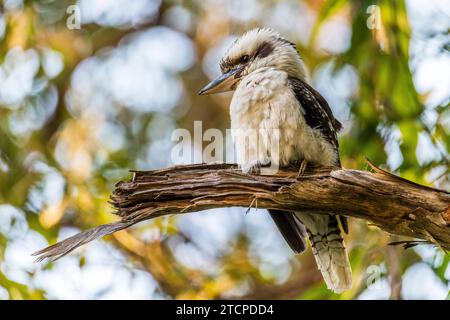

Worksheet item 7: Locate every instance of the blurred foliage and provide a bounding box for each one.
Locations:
[0,0,448,300]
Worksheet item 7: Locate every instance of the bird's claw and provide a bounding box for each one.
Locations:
[241,160,266,174]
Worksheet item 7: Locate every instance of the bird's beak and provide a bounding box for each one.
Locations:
[198,67,243,95]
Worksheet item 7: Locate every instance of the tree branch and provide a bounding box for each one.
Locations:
[33,162,450,261]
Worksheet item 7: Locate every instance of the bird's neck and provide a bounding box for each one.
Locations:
[287,57,310,84]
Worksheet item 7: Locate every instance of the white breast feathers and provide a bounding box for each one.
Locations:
[230,67,337,172]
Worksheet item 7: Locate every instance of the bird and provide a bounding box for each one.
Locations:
[199,27,352,293]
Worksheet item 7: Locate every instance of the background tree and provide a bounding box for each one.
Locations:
[0,0,448,299]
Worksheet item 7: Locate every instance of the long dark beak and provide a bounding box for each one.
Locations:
[198,67,242,95]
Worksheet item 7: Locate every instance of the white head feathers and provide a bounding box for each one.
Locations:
[220,28,310,81]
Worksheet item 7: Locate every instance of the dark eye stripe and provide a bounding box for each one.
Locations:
[219,41,273,73]
[255,41,273,58]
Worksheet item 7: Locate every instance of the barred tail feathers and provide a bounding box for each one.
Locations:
[295,212,352,293]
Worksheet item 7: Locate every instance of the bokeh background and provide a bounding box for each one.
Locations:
[0,0,449,300]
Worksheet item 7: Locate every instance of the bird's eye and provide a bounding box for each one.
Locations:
[240,55,249,63]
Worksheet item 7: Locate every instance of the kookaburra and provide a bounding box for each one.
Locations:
[199,28,352,293]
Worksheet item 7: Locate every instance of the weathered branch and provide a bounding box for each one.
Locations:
[33,162,450,261]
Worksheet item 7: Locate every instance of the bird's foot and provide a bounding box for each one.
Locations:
[241,159,269,174]
[297,159,308,177]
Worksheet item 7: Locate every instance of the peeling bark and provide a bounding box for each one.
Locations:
[33,162,450,261]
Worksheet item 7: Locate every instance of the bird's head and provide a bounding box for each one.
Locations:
[199,28,309,95]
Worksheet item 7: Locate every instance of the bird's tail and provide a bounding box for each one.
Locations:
[269,210,307,254]
[295,212,352,293]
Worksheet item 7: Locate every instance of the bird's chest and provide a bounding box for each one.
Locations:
[230,71,335,167]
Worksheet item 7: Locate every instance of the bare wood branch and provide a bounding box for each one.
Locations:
[33,163,450,261]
